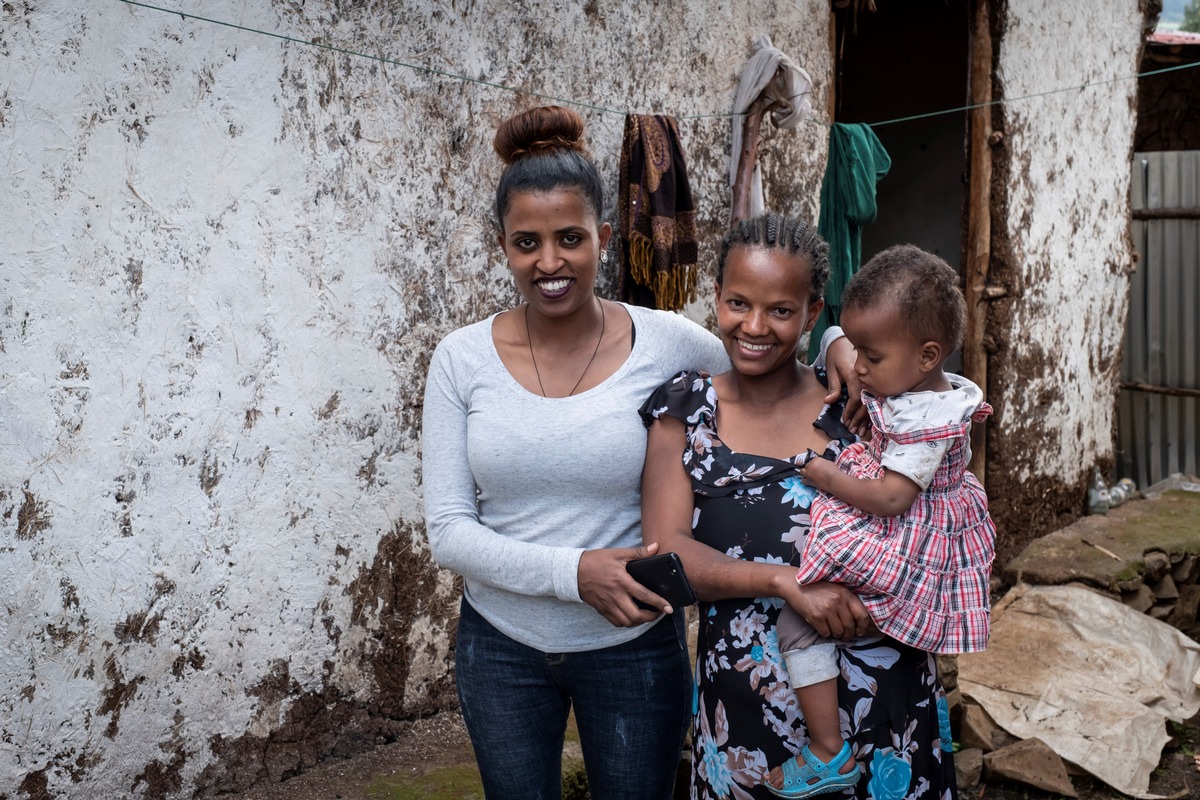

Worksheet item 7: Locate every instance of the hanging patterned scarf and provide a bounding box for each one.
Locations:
[618,114,698,310]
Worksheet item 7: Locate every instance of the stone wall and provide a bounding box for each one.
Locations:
[0,1,832,797]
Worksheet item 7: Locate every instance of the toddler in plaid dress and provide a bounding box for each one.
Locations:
[767,244,995,798]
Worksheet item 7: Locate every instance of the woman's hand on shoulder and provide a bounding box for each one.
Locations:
[823,335,870,438]
[577,542,670,627]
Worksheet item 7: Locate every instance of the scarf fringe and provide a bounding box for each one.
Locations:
[627,231,698,310]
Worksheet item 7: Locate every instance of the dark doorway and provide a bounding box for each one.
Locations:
[1136,32,1200,152]
[833,0,971,269]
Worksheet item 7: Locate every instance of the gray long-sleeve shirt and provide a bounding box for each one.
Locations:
[421,304,728,652]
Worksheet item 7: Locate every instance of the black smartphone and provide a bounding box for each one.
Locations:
[625,552,697,612]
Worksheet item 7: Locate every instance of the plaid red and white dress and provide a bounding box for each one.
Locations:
[795,376,996,654]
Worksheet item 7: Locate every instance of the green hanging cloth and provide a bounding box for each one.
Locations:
[808,122,891,360]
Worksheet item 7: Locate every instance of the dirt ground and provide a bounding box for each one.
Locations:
[224,712,478,800]
[224,707,1200,800]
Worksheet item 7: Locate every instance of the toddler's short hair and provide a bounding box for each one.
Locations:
[842,244,966,351]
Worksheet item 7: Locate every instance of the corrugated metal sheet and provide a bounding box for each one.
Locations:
[1148,30,1200,47]
[1119,151,1200,487]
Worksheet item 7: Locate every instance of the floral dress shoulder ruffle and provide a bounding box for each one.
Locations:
[639,369,853,497]
[639,370,959,800]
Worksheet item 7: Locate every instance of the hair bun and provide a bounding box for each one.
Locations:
[493,106,589,165]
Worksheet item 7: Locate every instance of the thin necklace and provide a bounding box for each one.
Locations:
[525,299,606,398]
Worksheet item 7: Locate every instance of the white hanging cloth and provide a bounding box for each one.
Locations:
[729,34,814,216]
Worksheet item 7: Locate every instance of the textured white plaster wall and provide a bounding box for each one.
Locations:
[989,1,1142,494]
[0,1,832,796]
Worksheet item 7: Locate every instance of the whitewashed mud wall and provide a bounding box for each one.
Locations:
[985,0,1148,560]
[0,1,832,797]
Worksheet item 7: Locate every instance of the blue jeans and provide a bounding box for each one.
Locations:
[455,598,691,800]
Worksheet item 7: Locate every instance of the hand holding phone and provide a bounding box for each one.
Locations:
[625,552,697,612]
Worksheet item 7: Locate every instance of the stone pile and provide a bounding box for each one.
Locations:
[946,483,1200,797]
[938,656,1079,797]
[1120,549,1200,635]
[953,697,1079,797]
[1003,486,1200,636]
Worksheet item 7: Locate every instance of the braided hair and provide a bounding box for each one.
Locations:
[716,212,831,299]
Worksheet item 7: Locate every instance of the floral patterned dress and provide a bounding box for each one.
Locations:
[640,371,958,800]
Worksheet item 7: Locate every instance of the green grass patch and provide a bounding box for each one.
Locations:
[366,765,484,800]
[363,749,590,800]
[1113,564,1143,584]
[1168,719,1197,757]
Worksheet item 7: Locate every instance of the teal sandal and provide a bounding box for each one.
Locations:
[765,742,860,799]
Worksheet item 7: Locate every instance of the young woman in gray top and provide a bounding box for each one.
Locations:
[422,105,858,800]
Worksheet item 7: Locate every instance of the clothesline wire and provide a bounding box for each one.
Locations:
[120,0,1200,128]
[867,60,1200,127]
[118,0,632,115]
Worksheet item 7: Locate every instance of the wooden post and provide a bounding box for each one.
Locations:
[731,90,777,222]
[964,0,993,484]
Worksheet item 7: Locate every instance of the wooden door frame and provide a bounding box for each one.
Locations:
[964,0,994,485]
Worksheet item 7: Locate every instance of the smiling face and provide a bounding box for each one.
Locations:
[715,246,824,378]
[839,303,942,398]
[498,188,611,319]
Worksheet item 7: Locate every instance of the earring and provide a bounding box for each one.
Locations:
[600,250,609,264]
